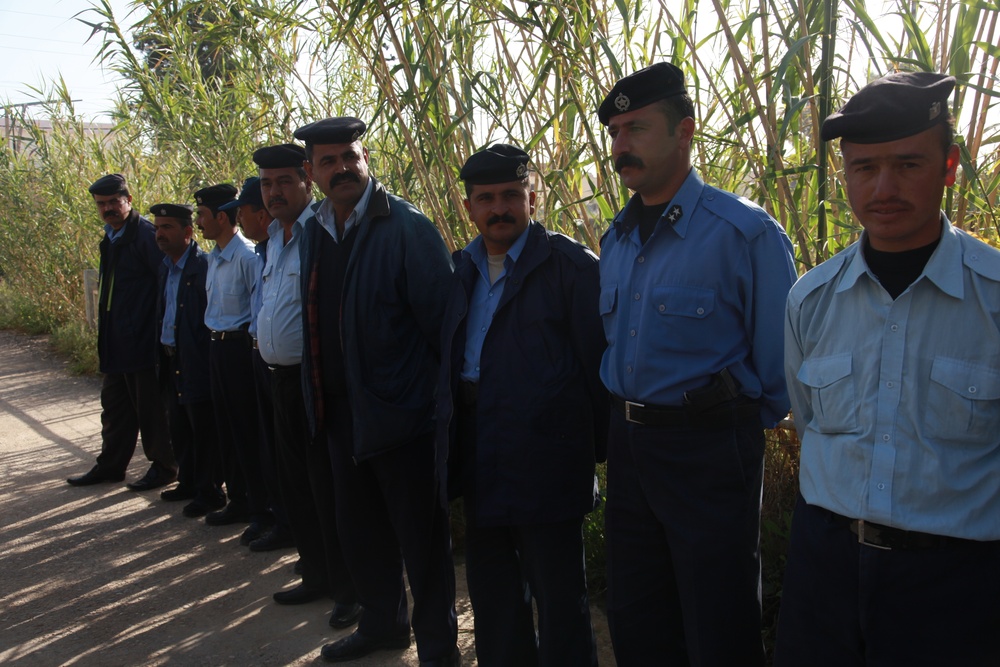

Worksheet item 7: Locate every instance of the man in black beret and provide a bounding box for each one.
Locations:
[436,143,606,666]
[68,175,177,490]
[252,144,360,625]
[597,63,797,666]
[777,71,1000,665]
[151,204,224,516]
[294,116,458,665]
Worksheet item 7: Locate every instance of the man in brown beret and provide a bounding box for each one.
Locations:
[778,71,1000,665]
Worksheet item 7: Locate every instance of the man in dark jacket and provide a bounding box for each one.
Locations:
[437,144,607,666]
[151,203,224,515]
[68,174,176,490]
[293,117,458,666]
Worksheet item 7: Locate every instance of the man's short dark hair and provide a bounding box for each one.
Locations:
[656,95,695,134]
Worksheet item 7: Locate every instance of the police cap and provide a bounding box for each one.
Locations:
[460,144,531,185]
[88,173,129,196]
[252,143,307,169]
[193,183,238,210]
[598,62,687,126]
[149,203,194,220]
[293,117,367,147]
[821,71,956,143]
[219,176,264,211]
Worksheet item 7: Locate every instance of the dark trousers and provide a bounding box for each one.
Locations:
[252,349,290,531]
[270,364,353,602]
[96,368,174,475]
[774,495,1000,666]
[326,397,457,662]
[465,514,597,667]
[161,354,222,502]
[605,407,765,667]
[209,338,268,519]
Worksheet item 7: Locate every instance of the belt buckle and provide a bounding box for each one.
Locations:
[624,400,645,425]
[856,520,892,551]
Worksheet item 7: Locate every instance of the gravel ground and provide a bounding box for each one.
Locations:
[0,329,614,666]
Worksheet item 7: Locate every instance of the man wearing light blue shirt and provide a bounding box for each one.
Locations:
[597,63,797,666]
[777,72,1000,666]
[196,183,270,542]
[253,144,359,628]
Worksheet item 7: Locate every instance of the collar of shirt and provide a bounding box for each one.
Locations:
[835,215,963,300]
[104,222,126,244]
[162,243,192,272]
[266,199,316,248]
[613,168,702,242]
[211,230,249,263]
[463,221,532,282]
[315,177,375,241]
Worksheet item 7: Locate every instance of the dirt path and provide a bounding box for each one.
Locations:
[0,330,614,666]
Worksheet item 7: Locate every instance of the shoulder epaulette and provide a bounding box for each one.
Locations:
[700,185,775,242]
[957,229,1000,282]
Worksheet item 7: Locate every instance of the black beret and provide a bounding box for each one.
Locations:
[598,62,687,126]
[219,176,264,211]
[252,143,307,169]
[460,144,531,185]
[293,117,367,146]
[149,203,194,220]
[821,71,955,143]
[193,183,238,209]
[88,173,129,196]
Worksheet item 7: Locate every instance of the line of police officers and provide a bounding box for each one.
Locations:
[66,64,1000,666]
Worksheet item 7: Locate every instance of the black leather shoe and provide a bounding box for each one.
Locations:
[126,465,177,492]
[328,602,363,629]
[272,583,326,605]
[320,630,411,662]
[249,525,296,552]
[67,466,124,486]
[160,485,197,501]
[240,521,270,546]
[205,503,251,526]
[182,495,226,518]
[420,645,461,667]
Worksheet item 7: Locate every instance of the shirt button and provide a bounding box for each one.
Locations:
[637,256,645,264]
[886,381,893,388]
[626,366,633,373]
[877,483,885,490]
[488,292,494,297]
[882,434,890,441]
[630,329,636,337]
[475,366,480,372]
[634,293,641,300]
[890,324,898,332]
[481,327,487,332]
[658,304,665,312]
[969,386,978,394]
[696,307,704,315]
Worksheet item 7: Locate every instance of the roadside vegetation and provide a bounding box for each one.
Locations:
[1,0,997,658]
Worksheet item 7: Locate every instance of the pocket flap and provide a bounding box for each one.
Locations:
[652,286,715,318]
[931,357,1000,400]
[798,353,852,389]
[599,286,618,315]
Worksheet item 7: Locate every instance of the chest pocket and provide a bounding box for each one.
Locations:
[927,357,1000,446]
[797,353,859,434]
[599,285,618,346]
[651,285,715,352]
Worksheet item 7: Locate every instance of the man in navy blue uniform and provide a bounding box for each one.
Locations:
[293,117,458,666]
[151,203,224,514]
[436,144,607,666]
[597,64,797,666]
[68,174,176,490]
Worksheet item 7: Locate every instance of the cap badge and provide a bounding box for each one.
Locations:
[666,204,683,223]
[516,163,528,178]
[157,207,166,215]
[351,130,360,141]
[615,92,631,112]
[929,101,941,120]
[196,196,203,204]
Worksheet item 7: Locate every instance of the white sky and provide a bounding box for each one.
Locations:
[0,0,138,121]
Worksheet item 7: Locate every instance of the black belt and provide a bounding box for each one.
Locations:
[457,381,478,407]
[831,513,972,551]
[162,344,175,358]
[252,338,259,350]
[267,363,300,374]
[210,329,248,341]
[610,393,758,428]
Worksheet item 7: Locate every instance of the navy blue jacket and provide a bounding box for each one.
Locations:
[436,221,609,525]
[301,179,454,461]
[97,209,164,374]
[157,241,211,404]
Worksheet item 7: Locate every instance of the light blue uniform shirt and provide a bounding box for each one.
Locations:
[256,201,315,366]
[249,244,265,339]
[314,177,374,242]
[460,225,531,381]
[104,223,126,244]
[160,244,191,346]
[204,231,256,332]
[785,219,1000,540]
[599,169,797,427]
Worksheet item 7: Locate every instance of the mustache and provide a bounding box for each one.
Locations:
[267,197,287,207]
[329,172,360,189]
[487,213,517,226]
[615,154,644,172]
[103,211,119,219]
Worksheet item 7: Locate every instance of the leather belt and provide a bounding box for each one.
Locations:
[610,393,758,428]
[844,517,968,551]
[210,329,248,341]
[252,338,259,350]
[267,363,300,374]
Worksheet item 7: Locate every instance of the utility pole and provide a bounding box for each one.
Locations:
[2,99,82,155]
